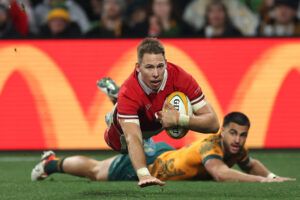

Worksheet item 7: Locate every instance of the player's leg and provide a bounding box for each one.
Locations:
[97,77,119,104]
[31,151,117,181]
[62,155,117,181]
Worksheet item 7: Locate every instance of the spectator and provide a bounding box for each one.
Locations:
[257,0,274,23]
[197,0,243,38]
[147,0,194,38]
[34,0,90,33]
[0,3,21,38]
[19,0,39,34]
[88,0,102,21]
[76,0,102,22]
[0,0,39,35]
[257,0,300,37]
[8,0,29,36]
[183,0,259,36]
[126,0,148,32]
[127,3,148,38]
[38,7,81,38]
[13,0,39,35]
[85,0,133,38]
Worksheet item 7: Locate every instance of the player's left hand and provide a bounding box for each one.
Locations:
[138,175,165,188]
[157,102,179,128]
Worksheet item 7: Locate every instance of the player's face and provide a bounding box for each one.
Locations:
[221,122,249,154]
[136,53,166,91]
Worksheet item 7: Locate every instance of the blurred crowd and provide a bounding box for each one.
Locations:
[1,0,300,39]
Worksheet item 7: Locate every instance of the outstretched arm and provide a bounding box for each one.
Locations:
[204,158,291,182]
[239,158,295,181]
[239,158,270,177]
[119,119,165,187]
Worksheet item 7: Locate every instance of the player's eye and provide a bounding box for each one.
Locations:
[157,64,164,68]
[145,65,154,69]
[240,132,248,137]
[229,130,237,136]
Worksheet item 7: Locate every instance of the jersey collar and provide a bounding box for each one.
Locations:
[138,69,168,95]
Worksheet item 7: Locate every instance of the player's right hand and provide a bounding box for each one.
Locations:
[260,176,296,182]
[157,102,179,128]
[138,175,165,188]
[274,176,296,182]
[260,177,280,182]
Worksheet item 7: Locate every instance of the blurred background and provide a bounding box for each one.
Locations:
[1,0,300,39]
[0,0,300,150]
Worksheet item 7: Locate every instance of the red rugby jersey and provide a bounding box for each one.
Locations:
[115,62,205,139]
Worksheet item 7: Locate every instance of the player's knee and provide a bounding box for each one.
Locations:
[91,166,103,181]
[80,162,101,181]
[65,156,100,181]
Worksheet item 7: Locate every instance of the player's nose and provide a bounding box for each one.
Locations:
[152,68,159,77]
[234,135,240,143]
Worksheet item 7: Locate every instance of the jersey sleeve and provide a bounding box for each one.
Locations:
[172,64,206,112]
[117,86,140,121]
[199,140,224,165]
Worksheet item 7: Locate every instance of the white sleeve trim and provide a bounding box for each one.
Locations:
[191,94,204,104]
[192,100,207,112]
[122,119,140,125]
[117,113,139,119]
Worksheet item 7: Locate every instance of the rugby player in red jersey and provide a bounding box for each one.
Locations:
[98,38,220,187]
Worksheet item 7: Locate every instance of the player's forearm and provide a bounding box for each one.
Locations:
[119,120,150,178]
[247,159,270,177]
[125,133,147,171]
[215,168,265,182]
[188,113,219,133]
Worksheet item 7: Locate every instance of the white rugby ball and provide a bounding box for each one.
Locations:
[164,91,192,139]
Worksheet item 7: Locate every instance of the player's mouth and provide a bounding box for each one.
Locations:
[231,144,240,153]
[150,80,161,88]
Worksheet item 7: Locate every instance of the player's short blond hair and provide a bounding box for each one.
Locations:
[137,37,165,64]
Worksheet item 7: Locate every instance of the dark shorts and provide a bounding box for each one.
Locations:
[108,142,174,181]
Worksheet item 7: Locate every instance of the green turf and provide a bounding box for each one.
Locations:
[0,150,299,200]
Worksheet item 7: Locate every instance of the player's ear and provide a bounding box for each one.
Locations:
[220,127,225,137]
[135,62,140,72]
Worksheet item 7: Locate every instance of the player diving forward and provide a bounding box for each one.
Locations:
[31,112,295,183]
[89,37,220,187]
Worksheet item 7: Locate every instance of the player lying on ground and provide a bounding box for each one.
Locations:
[31,112,295,183]
[97,37,219,187]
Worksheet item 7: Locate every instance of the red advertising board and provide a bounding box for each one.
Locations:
[0,39,299,149]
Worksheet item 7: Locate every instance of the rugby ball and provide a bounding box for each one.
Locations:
[164,91,192,139]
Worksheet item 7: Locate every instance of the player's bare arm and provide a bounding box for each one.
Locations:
[204,158,288,182]
[240,158,296,182]
[158,101,219,133]
[118,119,165,187]
[188,102,219,133]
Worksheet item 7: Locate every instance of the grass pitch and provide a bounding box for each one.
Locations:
[0,150,299,200]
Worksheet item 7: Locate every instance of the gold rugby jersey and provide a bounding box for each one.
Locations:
[149,134,250,180]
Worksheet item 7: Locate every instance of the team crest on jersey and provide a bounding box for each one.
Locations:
[145,104,151,110]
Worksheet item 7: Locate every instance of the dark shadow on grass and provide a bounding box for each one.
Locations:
[80,190,205,198]
[80,186,296,199]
